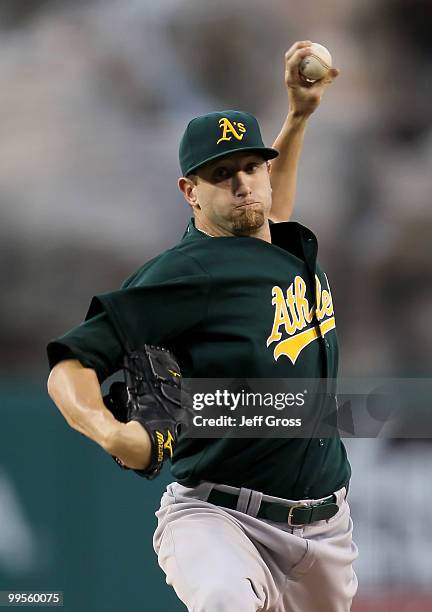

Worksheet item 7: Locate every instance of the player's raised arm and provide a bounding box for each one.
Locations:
[269,41,339,222]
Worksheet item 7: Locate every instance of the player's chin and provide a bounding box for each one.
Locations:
[231,206,265,236]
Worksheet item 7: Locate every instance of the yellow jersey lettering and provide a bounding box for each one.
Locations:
[294,276,314,328]
[320,289,333,317]
[267,274,336,363]
[285,285,301,331]
[267,286,295,346]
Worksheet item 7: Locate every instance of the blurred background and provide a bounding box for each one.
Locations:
[1,0,431,610]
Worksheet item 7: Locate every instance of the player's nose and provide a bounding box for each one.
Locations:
[232,171,252,197]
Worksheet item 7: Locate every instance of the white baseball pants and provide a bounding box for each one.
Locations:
[153,481,358,612]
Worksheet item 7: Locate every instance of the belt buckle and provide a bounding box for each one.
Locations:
[287,503,309,527]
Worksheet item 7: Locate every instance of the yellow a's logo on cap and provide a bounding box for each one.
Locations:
[217,117,246,145]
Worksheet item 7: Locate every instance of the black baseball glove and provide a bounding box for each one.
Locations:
[103,345,187,480]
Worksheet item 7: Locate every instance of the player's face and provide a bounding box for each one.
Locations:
[188,153,272,236]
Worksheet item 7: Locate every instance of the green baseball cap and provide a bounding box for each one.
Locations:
[179,110,279,176]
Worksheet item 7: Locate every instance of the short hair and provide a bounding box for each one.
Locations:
[186,173,198,185]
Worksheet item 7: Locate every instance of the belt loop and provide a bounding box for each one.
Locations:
[345,481,350,498]
[237,488,252,513]
[335,484,349,506]
[246,490,263,518]
[200,481,216,502]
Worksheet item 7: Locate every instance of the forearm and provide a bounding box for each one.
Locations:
[47,359,151,470]
[47,359,116,447]
[269,40,339,222]
[269,111,309,222]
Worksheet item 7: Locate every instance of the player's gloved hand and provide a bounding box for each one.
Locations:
[103,345,187,480]
[284,40,340,118]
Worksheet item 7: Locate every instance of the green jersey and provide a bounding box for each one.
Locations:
[47,219,350,499]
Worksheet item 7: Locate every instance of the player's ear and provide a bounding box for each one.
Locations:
[178,176,200,210]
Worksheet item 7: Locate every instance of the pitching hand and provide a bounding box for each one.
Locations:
[284,41,340,118]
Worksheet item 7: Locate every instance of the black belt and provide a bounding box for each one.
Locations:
[207,489,340,526]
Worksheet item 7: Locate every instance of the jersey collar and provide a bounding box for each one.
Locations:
[181,218,214,241]
[181,217,317,249]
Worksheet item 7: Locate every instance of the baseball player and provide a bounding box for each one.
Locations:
[47,42,358,611]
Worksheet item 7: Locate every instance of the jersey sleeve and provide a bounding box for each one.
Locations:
[47,251,211,379]
[85,270,210,353]
[46,312,124,383]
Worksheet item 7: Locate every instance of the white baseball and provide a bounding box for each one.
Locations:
[299,43,332,82]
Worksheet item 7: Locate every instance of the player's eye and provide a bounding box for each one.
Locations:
[245,162,259,173]
[213,167,231,181]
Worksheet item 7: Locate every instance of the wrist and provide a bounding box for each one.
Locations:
[286,109,310,127]
[106,421,152,470]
